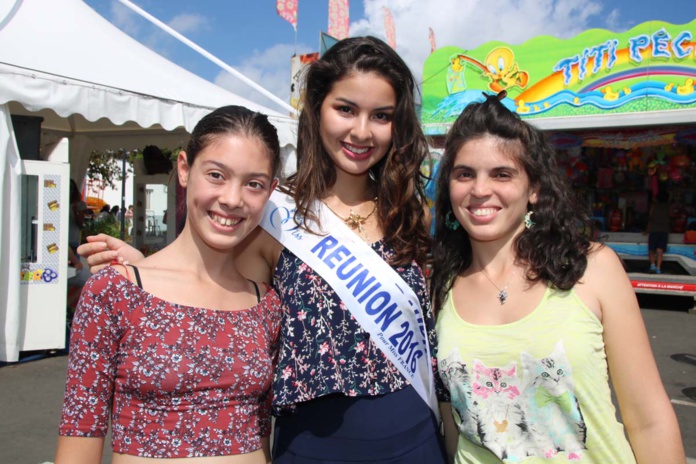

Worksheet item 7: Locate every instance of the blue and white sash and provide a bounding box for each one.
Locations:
[260,190,439,418]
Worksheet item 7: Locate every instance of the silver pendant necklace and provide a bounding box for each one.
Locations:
[480,268,516,305]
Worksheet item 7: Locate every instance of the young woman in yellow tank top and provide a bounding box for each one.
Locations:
[429,93,685,464]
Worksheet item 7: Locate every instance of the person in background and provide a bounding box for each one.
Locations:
[124,204,134,236]
[68,179,88,255]
[96,204,110,221]
[430,94,684,464]
[66,247,83,272]
[78,36,447,464]
[66,179,88,309]
[56,106,282,464]
[645,187,670,274]
[110,204,120,222]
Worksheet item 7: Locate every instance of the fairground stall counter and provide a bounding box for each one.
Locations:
[421,19,696,310]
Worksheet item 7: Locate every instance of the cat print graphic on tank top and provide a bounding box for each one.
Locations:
[440,351,528,461]
[469,359,529,461]
[440,340,587,462]
[439,351,479,444]
[520,340,587,461]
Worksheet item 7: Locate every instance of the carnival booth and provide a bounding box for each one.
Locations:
[0,0,298,361]
[421,19,696,308]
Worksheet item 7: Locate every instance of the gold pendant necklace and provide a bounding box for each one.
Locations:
[480,268,516,305]
[323,197,378,236]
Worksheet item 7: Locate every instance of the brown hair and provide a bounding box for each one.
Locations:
[287,36,431,266]
[186,105,280,176]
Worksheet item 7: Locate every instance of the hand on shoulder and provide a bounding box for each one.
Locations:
[77,234,144,273]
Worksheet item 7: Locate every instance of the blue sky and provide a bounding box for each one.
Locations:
[83,0,692,113]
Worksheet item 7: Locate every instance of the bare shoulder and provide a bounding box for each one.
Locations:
[584,243,627,283]
[574,243,631,320]
[237,227,281,261]
[235,227,282,283]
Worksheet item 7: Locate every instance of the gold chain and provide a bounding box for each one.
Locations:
[323,197,378,236]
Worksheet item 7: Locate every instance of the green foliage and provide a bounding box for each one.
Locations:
[86,150,137,190]
[86,147,180,188]
[81,216,130,242]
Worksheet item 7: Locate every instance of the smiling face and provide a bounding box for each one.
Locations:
[178,134,277,252]
[319,71,396,179]
[449,135,538,244]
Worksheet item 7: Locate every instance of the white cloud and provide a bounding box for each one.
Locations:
[168,13,209,34]
[213,43,314,111]
[605,8,630,32]
[349,0,609,85]
[107,2,208,60]
[109,0,140,36]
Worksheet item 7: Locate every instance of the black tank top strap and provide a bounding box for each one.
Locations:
[248,280,260,303]
[130,265,143,289]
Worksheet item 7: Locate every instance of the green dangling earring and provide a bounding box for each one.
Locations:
[445,211,461,230]
[524,211,535,229]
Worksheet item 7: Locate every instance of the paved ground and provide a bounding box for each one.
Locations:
[1,303,694,464]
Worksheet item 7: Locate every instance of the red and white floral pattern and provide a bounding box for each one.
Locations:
[59,266,281,458]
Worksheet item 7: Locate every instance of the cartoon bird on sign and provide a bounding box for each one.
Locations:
[483,47,529,93]
[447,47,529,95]
[447,54,468,94]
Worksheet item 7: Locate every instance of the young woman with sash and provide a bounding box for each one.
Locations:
[58,106,282,463]
[78,37,447,463]
[430,94,684,463]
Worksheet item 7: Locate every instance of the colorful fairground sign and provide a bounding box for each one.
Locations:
[421,19,696,135]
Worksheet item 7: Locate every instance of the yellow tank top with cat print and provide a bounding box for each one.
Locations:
[436,287,636,463]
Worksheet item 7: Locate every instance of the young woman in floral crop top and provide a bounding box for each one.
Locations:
[56,106,282,464]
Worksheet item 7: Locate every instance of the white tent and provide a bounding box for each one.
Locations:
[0,0,297,171]
[0,0,298,361]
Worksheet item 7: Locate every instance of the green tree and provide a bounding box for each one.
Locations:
[86,147,179,188]
[86,150,137,189]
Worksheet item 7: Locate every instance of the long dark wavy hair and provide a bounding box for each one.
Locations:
[287,36,432,267]
[430,94,593,313]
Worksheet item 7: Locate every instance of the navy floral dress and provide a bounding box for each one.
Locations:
[271,239,441,413]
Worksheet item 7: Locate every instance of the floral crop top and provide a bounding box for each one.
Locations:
[59,266,282,458]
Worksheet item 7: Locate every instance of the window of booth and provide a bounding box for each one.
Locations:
[549,125,696,237]
[20,174,39,263]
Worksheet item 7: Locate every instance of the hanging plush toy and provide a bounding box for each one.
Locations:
[671,153,690,169]
[627,149,644,171]
[609,208,623,232]
[571,160,589,186]
[646,152,669,197]
[668,152,689,184]
[597,166,614,189]
[613,150,627,185]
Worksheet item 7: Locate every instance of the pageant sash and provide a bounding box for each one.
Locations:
[260,190,439,418]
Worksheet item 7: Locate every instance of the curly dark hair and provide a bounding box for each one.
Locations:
[430,94,593,313]
[286,36,432,267]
